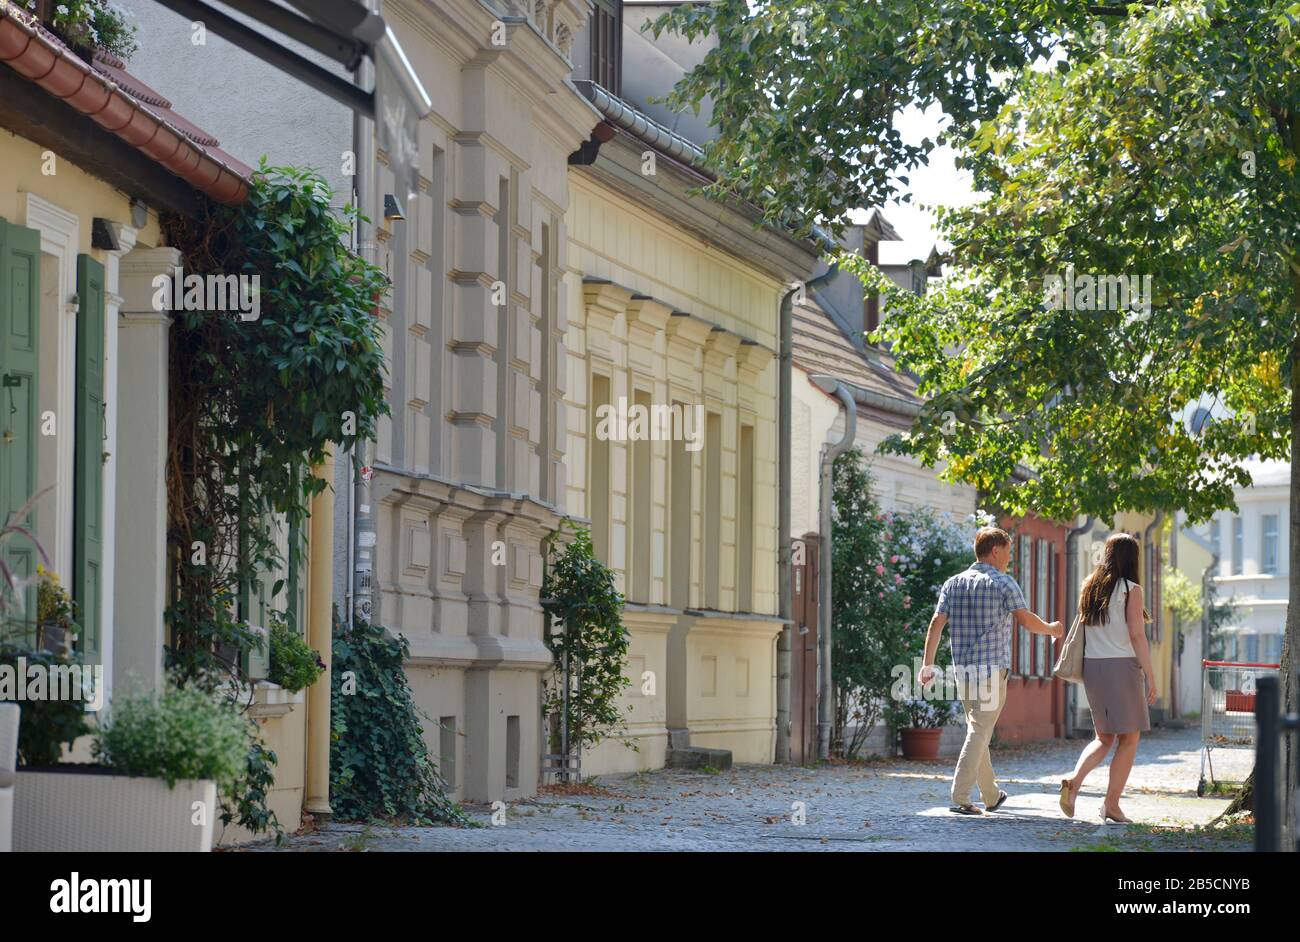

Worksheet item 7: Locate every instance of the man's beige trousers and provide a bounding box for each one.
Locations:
[952,668,1009,807]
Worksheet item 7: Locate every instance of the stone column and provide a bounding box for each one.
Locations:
[305,445,335,816]
[113,247,177,695]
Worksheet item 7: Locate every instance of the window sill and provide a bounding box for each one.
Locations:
[249,682,304,719]
[220,681,305,719]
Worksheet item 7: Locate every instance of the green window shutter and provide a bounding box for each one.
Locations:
[74,254,105,663]
[0,218,42,640]
[236,458,270,681]
[285,468,307,637]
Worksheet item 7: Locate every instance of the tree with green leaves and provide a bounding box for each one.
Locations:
[653,0,1300,842]
[541,523,631,770]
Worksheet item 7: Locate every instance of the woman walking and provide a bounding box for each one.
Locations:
[1058,533,1157,824]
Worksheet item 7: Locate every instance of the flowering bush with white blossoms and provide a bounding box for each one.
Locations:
[47,0,138,61]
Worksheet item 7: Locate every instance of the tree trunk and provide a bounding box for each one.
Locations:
[1281,265,1300,849]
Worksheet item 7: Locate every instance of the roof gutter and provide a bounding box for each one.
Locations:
[571,79,838,250]
[0,7,249,205]
[573,79,707,170]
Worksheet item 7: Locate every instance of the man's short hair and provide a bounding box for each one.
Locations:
[974,526,1011,559]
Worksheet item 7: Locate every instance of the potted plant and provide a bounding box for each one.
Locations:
[266,614,325,694]
[41,0,140,63]
[13,681,250,851]
[34,565,78,657]
[895,697,959,760]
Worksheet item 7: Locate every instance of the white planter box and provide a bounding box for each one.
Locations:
[13,768,216,852]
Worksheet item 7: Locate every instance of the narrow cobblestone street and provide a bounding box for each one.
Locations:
[251,726,1253,852]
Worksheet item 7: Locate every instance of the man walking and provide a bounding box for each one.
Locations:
[918,527,1063,815]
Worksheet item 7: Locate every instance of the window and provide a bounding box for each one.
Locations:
[629,388,652,602]
[668,410,692,610]
[1017,534,1032,676]
[589,0,622,95]
[737,424,755,612]
[703,411,722,609]
[1244,634,1260,664]
[1261,514,1279,575]
[1046,543,1059,676]
[1035,539,1049,676]
[1231,516,1243,575]
[1264,634,1283,663]
[589,374,611,563]
[439,716,457,791]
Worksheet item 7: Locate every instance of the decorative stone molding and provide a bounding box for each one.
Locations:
[582,278,634,334]
[665,310,715,346]
[625,294,673,335]
[704,325,743,368]
[553,22,573,59]
[737,338,776,374]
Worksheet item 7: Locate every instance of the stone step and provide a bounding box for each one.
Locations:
[665,747,733,771]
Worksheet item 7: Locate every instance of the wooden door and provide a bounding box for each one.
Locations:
[790,534,819,764]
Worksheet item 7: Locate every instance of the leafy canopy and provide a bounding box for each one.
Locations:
[654,0,1300,522]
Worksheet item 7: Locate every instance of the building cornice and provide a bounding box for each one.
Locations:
[575,128,821,285]
[395,0,600,152]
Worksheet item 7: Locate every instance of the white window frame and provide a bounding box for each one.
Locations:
[1261,514,1278,575]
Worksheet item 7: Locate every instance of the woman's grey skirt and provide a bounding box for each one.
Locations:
[1083,656,1151,734]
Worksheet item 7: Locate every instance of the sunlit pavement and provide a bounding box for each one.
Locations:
[248,725,1252,852]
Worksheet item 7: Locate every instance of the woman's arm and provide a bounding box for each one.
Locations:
[1126,582,1157,704]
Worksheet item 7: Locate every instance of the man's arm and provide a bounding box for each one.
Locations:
[919,612,947,684]
[1015,607,1063,637]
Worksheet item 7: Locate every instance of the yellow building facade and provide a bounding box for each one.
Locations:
[564,120,817,772]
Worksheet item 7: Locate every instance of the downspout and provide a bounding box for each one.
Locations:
[776,243,838,764]
[1170,517,1179,718]
[808,375,856,762]
[351,0,378,629]
[1144,510,1165,720]
[1064,515,1094,738]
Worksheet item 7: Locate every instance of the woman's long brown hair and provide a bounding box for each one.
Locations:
[1079,533,1151,626]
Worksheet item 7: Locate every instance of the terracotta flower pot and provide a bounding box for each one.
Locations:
[900,727,943,760]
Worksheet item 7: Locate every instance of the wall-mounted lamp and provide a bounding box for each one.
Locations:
[129,198,149,229]
[383,194,405,221]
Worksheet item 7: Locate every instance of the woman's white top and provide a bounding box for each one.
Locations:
[1084,578,1139,659]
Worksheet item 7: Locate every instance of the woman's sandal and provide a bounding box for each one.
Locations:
[949,803,983,815]
[1059,779,1077,818]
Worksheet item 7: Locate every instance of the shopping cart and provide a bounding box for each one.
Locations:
[1199,659,1279,795]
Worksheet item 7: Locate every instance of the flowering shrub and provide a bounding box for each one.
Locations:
[831,448,974,756]
[93,681,250,791]
[45,1,139,61]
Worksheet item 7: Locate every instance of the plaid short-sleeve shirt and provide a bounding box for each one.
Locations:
[935,561,1027,670]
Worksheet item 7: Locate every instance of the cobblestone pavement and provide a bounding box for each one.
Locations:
[250,726,1254,852]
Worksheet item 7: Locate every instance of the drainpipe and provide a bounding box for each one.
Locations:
[1064,515,1093,738]
[776,244,838,764]
[351,1,378,629]
[776,283,797,765]
[1144,510,1165,720]
[808,375,856,762]
[305,445,336,818]
[1170,517,1179,719]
